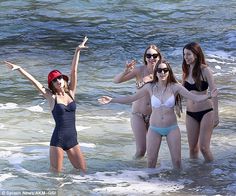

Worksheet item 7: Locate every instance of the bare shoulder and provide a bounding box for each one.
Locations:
[143,82,154,93]
[135,65,144,73]
[201,64,211,72]
[145,82,153,88]
[201,65,213,77]
[44,87,53,96]
[201,64,208,69]
[44,88,54,100]
[69,90,75,99]
[133,65,145,79]
[170,83,182,94]
[44,92,55,110]
[171,82,180,89]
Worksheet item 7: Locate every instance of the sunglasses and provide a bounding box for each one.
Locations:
[52,75,63,83]
[146,53,159,59]
[157,68,169,74]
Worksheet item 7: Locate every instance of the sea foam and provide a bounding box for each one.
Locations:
[0,103,18,110]
[26,105,44,112]
[91,169,185,195]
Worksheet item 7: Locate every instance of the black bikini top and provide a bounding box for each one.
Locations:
[184,80,208,91]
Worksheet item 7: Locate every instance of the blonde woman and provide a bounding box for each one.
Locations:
[4,37,88,173]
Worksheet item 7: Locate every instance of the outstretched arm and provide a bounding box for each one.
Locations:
[4,61,52,100]
[173,83,218,102]
[98,84,149,104]
[69,36,88,96]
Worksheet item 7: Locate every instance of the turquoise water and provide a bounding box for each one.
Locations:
[0,0,236,195]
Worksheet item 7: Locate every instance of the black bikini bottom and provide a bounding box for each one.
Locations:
[186,108,213,123]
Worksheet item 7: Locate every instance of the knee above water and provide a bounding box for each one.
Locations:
[200,146,210,154]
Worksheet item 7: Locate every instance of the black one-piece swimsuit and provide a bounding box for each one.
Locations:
[50,98,78,150]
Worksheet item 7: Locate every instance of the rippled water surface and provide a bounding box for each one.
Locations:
[0,0,236,195]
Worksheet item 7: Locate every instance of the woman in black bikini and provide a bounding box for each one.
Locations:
[182,42,219,162]
[99,60,218,169]
[113,45,162,159]
[4,37,88,173]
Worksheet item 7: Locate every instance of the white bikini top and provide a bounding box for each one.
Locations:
[151,94,175,108]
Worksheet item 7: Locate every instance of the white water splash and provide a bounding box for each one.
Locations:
[85,169,184,195]
[26,105,44,112]
[0,103,18,110]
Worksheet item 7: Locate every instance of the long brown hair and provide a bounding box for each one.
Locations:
[182,42,207,90]
[153,60,182,110]
[153,60,179,86]
[143,44,162,65]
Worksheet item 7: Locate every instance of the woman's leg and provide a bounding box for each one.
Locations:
[66,144,86,173]
[131,113,148,159]
[146,129,162,168]
[199,111,214,162]
[186,115,200,159]
[166,128,181,169]
[49,146,64,172]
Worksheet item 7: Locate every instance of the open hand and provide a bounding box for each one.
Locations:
[4,61,21,70]
[124,60,136,73]
[77,36,88,50]
[98,96,112,104]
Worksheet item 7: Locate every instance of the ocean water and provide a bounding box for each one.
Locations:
[0,0,236,195]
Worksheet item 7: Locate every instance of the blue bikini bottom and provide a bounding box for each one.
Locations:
[150,124,178,136]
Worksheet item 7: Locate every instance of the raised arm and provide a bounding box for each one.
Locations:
[98,84,149,104]
[113,60,137,83]
[4,61,52,100]
[173,83,218,102]
[69,36,88,95]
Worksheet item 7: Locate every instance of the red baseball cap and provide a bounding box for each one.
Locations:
[48,70,69,88]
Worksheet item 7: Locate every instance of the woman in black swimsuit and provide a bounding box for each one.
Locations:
[4,37,88,173]
[113,45,162,159]
[182,42,219,162]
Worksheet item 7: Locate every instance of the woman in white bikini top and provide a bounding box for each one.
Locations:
[99,60,218,169]
[151,93,175,108]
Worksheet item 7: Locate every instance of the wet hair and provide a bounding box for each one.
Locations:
[143,44,162,65]
[182,42,208,90]
[49,79,70,95]
[153,60,182,111]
